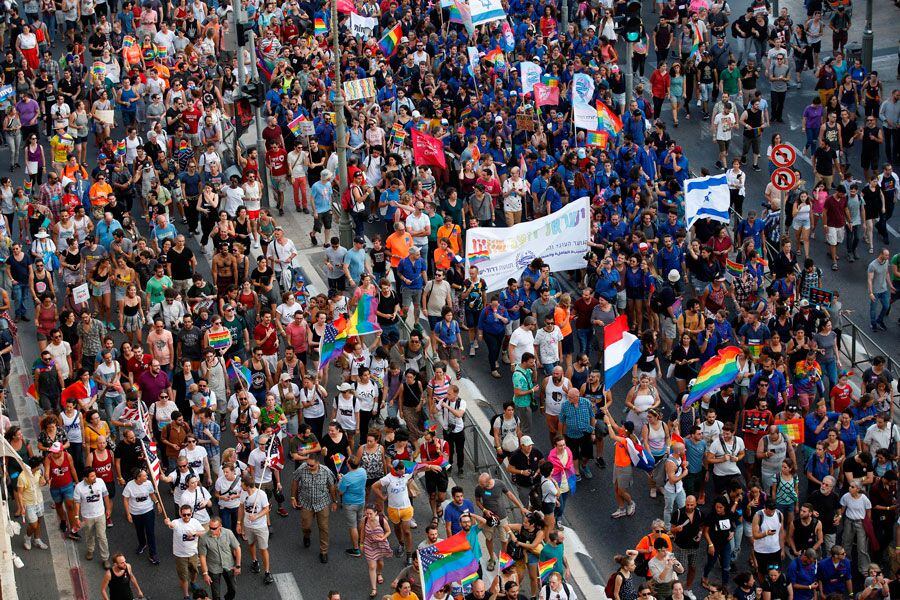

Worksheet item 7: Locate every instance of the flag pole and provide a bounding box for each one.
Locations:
[135,399,169,521]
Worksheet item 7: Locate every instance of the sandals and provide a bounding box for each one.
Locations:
[370,590,378,599]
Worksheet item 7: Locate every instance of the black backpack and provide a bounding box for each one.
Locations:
[528,479,544,510]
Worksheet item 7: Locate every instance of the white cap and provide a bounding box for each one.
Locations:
[412,110,421,118]
[520,436,534,446]
[668,269,681,283]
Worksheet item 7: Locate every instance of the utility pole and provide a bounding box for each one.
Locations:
[232,1,270,208]
[861,0,873,72]
[332,0,352,248]
[625,43,634,110]
[623,1,643,112]
[561,0,568,32]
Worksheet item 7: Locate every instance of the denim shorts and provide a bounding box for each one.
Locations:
[50,482,75,504]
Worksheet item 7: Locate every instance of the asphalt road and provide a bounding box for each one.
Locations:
[4,1,899,599]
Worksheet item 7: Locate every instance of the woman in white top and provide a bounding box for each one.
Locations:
[642,410,669,498]
[839,479,873,572]
[213,464,242,533]
[791,190,813,260]
[242,171,263,246]
[625,374,660,434]
[502,166,530,225]
[182,475,212,527]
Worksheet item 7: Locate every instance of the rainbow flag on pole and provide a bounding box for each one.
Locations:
[378,23,402,57]
[538,558,557,582]
[540,74,559,87]
[288,114,307,137]
[725,258,744,278]
[685,346,742,408]
[418,531,479,600]
[596,100,623,135]
[498,552,515,571]
[483,48,506,73]
[122,35,136,48]
[314,17,327,36]
[116,140,126,157]
[23,179,32,194]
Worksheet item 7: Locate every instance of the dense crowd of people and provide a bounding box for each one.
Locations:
[0,0,899,600]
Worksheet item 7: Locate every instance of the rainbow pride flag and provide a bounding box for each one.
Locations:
[498,552,514,571]
[538,558,557,582]
[378,23,402,57]
[288,114,306,137]
[319,322,348,369]
[23,179,32,194]
[347,294,380,336]
[775,418,804,444]
[540,74,559,87]
[116,140,126,156]
[122,35,136,48]
[332,452,346,471]
[585,130,608,148]
[154,44,168,60]
[418,531,479,600]
[314,17,327,36]
[460,572,479,586]
[226,358,251,387]
[424,419,439,432]
[685,346,741,407]
[391,122,407,144]
[484,48,506,73]
[725,258,744,277]
[596,100,623,135]
[207,329,232,350]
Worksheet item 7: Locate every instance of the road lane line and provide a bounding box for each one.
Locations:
[274,572,305,600]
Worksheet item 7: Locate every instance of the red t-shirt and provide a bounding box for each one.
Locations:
[262,125,282,150]
[824,195,847,228]
[830,383,853,412]
[254,323,279,355]
[267,148,288,177]
[181,106,202,134]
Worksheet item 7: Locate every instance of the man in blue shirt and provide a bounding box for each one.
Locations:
[786,549,819,600]
[737,211,767,251]
[656,235,683,275]
[337,456,367,557]
[310,169,334,246]
[443,486,477,536]
[345,237,368,287]
[816,545,853,596]
[397,246,427,322]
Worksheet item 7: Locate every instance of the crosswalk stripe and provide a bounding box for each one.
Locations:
[273,572,305,600]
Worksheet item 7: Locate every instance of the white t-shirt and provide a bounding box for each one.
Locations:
[334,393,358,431]
[179,445,208,473]
[708,435,745,476]
[438,397,467,434]
[700,419,724,444]
[405,212,430,246]
[299,386,326,419]
[74,480,108,519]
[534,326,563,364]
[215,474,242,509]
[123,479,156,515]
[47,341,72,379]
[863,423,900,455]
[61,410,83,443]
[508,327,536,365]
[354,380,380,412]
[248,448,273,484]
[171,517,205,558]
[378,473,413,509]
[241,488,270,530]
[167,467,197,506]
[222,185,246,217]
[183,486,212,524]
[714,112,736,141]
[840,492,872,521]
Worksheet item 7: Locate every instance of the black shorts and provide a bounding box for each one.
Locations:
[564,435,593,461]
[424,470,449,494]
[314,211,333,232]
[754,550,782,573]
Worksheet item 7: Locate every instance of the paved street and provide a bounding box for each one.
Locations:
[3,0,899,598]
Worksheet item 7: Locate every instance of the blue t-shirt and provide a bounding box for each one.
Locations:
[444,499,476,535]
[345,248,367,282]
[311,181,332,213]
[337,468,367,506]
[397,257,426,290]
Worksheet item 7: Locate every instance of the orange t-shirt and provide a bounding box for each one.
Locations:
[436,223,462,254]
[433,247,454,272]
[554,306,573,337]
[614,430,632,468]
[385,231,413,268]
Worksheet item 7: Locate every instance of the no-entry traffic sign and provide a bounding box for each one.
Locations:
[771,144,796,169]
[771,167,797,191]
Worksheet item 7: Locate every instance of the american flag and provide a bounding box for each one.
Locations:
[319,322,347,369]
[141,437,162,483]
[265,431,285,472]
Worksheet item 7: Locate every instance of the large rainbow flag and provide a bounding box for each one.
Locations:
[725,258,744,277]
[684,346,741,407]
[207,329,232,350]
[378,23,402,57]
[538,558,557,582]
[483,48,506,73]
[417,531,479,600]
[314,18,327,36]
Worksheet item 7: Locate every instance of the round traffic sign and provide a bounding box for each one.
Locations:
[771,143,796,168]
[771,167,797,191]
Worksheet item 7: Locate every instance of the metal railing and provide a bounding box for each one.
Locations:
[395,316,520,517]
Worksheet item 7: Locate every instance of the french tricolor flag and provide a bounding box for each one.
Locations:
[603,315,642,391]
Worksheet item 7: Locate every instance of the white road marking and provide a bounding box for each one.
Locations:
[887,223,899,239]
[273,572,305,600]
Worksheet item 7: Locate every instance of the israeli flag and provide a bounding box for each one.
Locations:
[684,174,731,228]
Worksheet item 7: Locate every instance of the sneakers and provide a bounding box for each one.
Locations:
[33,538,48,550]
[581,465,593,480]
[649,488,658,498]
[409,518,418,529]
[685,591,697,600]
[135,544,147,555]
[345,548,362,557]
[149,555,160,565]
[393,545,404,558]
[264,572,275,584]
[23,536,31,550]
[469,347,476,357]
[250,560,261,574]
[611,508,627,518]
[277,507,289,517]
[626,502,636,516]
[596,457,607,468]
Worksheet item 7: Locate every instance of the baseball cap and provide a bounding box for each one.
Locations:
[520,436,534,446]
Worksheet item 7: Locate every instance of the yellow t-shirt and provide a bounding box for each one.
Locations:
[50,134,74,163]
[16,469,40,507]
